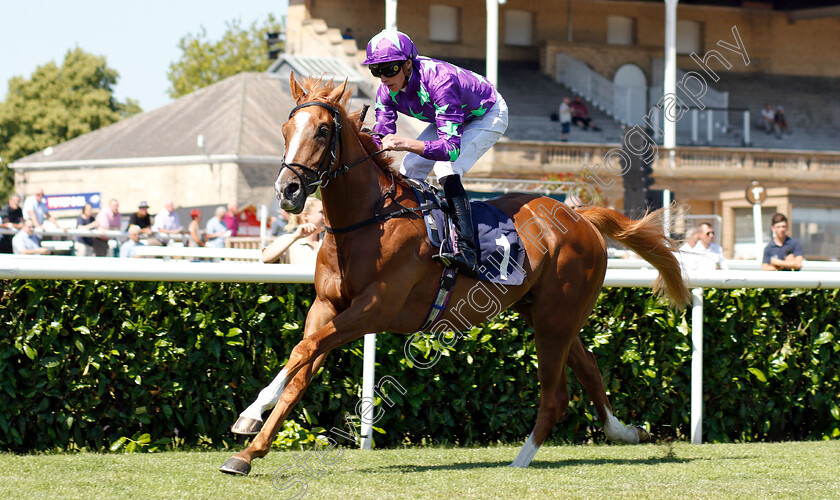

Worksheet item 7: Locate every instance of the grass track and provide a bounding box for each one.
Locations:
[1,441,838,499]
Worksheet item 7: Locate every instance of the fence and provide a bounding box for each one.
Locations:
[2,255,838,446]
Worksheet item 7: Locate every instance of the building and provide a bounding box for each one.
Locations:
[12,0,840,259]
[283,0,840,259]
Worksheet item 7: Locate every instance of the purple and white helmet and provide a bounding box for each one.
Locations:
[362,30,418,65]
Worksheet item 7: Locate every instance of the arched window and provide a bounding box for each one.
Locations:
[429,5,459,43]
[505,9,533,46]
[607,16,635,46]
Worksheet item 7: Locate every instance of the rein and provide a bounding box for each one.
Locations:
[323,172,437,234]
[283,100,429,234]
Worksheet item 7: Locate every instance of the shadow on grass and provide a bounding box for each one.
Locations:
[353,455,751,474]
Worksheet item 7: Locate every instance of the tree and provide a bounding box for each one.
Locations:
[167,15,284,99]
[0,48,141,200]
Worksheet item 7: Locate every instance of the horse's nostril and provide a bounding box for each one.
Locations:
[284,183,300,198]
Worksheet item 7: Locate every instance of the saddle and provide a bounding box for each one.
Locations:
[404,178,527,286]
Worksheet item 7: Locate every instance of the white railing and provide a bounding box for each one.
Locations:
[607,258,840,272]
[555,53,633,126]
[4,255,838,446]
[0,227,190,242]
[134,246,261,261]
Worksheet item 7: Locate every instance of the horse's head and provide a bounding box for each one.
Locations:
[276,73,349,214]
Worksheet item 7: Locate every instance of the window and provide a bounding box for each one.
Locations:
[607,16,635,46]
[792,206,840,258]
[676,20,702,54]
[504,9,533,47]
[429,5,459,43]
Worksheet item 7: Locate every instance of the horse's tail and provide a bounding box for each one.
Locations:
[580,205,691,308]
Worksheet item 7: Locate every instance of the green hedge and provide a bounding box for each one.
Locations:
[0,280,837,452]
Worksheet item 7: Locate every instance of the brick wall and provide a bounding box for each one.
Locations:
[296,0,840,78]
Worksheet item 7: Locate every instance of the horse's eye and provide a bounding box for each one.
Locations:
[317,125,329,138]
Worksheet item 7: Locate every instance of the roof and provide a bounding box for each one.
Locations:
[11,72,296,168]
[267,55,366,87]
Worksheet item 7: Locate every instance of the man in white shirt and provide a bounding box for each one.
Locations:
[761,104,777,134]
[151,201,183,242]
[692,222,728,269]
[22,188,62,238]
[12,220,50,255]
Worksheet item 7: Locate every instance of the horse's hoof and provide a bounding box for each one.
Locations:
[636,426,651,443]
[231,416,263,435]
[219,456,251,476]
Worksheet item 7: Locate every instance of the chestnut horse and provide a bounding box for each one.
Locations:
[219,75,691,475]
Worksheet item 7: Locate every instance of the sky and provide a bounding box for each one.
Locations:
[0,0,288,112]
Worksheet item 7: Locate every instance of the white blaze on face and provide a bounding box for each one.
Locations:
[276,111,313,196]
[284,111,313,167]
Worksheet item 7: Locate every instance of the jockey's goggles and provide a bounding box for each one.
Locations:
[370,61,405,78]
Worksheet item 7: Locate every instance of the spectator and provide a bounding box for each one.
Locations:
[762,213,803,271]
[570,97,601,132]
[205,206,230,249]
[677,226,711,274]
[187,209,205,247]
[270,209,292,236]
[12,220,50,255]
[224,202,240,237]
[692,222,728,269]
[129,201,153,235]
[680,226,700,252]
[760,104,776,134]
[22,188,63,236]
[774,106,791,138]
[151,201,183,241]
[74,203,98,257]
[559,97,572,142]
[0,194,24,254]
[119,225,144,258]
[94,198,122,257]
[342,27,354,40]
[262,198,325,265]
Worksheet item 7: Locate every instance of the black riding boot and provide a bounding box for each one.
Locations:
[436,175,480,278]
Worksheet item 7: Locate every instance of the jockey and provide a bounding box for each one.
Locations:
[363,29,509,278]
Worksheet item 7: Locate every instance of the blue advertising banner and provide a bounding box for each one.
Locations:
[45,193,102,211]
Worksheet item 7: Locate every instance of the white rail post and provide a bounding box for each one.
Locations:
[690,287,704,444]
[743,110,751,146]
[360,333,377,449]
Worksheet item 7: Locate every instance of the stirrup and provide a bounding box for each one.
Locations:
[435,249,479,278]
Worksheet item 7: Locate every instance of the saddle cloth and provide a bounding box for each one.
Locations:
[405,179,527,285]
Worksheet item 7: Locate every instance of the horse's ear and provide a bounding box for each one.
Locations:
[290,71,306,102]
[327,78,348,103]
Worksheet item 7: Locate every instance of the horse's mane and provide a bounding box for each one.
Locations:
[299,77,396,174]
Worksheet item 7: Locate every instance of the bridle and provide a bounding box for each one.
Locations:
[280,101,386,194]
[280,99,429,234]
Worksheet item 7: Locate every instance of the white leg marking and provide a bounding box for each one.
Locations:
[240,369,289,421]
[284,111,312,163]
[509,432,540,468]
[603,409,640,444]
